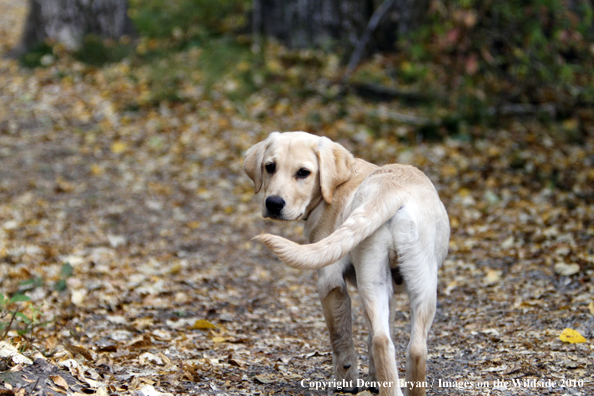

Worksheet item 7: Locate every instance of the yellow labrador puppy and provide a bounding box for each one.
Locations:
[244,132,449,396]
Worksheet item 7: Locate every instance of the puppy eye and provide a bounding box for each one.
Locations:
[265,163,276,174]
[296,168,310,178]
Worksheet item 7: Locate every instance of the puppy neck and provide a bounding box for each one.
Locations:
[302,195,324,221]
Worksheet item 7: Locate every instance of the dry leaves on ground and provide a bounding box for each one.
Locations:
[0,1,593,395]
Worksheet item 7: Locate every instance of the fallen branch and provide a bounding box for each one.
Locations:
[351,82,439,103]
[367,102,559,127]
[487,103,557,118]
[366,109,438,127]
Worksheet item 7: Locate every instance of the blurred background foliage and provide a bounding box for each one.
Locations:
[403,0,594,119]
[18,0,594,138]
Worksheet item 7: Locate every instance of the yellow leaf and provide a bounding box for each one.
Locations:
[589,301,594,316]
[190,319,217,330]
[55,176,75,193]
[169,263,182,275]
[441,164,457,178]
[110,141,128,154]
[484,269,501,285]
[90,164,105,176]
[559,328,587,344]
[449,217,460,228]
[186,221,200,229]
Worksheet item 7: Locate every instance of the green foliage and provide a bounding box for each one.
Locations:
[1,292,51,343]
[19,42,54,68]
[129,0,251,39]
[134,35,262,106]
[54,262,74,292]
[0,293,31,340]
[75,35,135,66]
[401,0,594,112]
[0,264,69,341]
[125,0,260,106]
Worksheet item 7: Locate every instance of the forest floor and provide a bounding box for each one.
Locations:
[1,1,593,395]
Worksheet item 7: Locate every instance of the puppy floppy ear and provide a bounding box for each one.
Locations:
[243,132,278,194]
[316,137,355,203]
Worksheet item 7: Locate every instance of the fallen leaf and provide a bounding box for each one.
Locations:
[501,236,514,250]
[127,334,153,349]
[211,336,230,344]
[254,374,275,384]
[554,262,580,276]
[50,375,69,390]
[135,385,174,396]
[559,328,587,344]
[90,164,105,175]
[70,289,86,306]
[55,176,75,193]
[484,269,502,285]
[110,141,128,154]
[63,343,93,361]
[96,388,109,396]
[228,357,245,367]
[139,352,164,366]
[0,342,33,365]
[190,319,217,330]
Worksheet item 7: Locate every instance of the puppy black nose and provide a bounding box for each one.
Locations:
[266,196,285,214]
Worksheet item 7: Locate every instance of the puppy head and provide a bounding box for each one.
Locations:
[244,131,354,221]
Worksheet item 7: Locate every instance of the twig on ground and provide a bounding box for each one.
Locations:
[1,309,18,340]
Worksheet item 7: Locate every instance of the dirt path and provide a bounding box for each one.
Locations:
[0,2,593,395]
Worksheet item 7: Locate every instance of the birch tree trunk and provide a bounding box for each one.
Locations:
[13,0,134,55]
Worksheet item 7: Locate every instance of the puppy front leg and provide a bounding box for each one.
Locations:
[319,285,358,392]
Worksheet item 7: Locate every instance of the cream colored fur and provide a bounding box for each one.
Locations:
[244,132,450,396]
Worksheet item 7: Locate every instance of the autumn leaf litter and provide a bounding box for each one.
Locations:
[1,1,593,395]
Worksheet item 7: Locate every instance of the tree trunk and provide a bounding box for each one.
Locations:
[254,0,430,53]
[255,0,369,51]
[392,0,431,37]
[13,0,134,55]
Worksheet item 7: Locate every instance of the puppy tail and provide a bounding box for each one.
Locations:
[254,182,407,270]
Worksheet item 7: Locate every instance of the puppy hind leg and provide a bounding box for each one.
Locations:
[319,285,358,392]
[365,294,397,394]
[360,294,403,396]
[405,282,436,396]
[357,281,402,395]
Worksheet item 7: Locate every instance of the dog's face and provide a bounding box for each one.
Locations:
[244,132,354,221]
